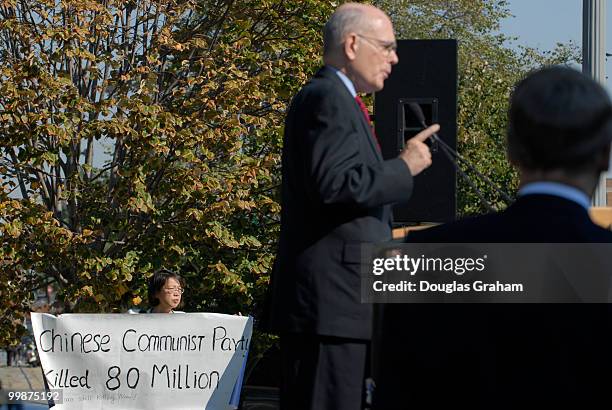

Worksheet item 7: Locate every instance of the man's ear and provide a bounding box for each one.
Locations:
[344,33,358,61]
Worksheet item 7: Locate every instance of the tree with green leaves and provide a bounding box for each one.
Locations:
[0,0,334,346]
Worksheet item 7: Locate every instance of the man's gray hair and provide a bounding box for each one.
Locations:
[323,6,370,56]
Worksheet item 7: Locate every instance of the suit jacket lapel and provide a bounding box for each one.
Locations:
[317,67,383,161]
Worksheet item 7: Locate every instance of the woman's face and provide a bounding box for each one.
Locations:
[155,277,182,313]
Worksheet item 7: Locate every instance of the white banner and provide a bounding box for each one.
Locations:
[31,313,252,410]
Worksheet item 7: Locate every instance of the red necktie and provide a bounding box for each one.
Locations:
[355,95,381,151]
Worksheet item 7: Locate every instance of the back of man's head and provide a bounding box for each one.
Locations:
[323,4,368,57]
[508,66,612,172]
[323,3,388,58]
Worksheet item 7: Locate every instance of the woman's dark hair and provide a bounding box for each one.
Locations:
[148,270,185,308]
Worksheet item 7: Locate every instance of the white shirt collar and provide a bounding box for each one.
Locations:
[328,65,357,98]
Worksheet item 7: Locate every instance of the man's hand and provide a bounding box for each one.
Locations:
[399,124,440,176]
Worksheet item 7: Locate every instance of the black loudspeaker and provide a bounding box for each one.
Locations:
[375,39,457,223]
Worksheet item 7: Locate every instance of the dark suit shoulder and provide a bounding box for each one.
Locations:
[294,72,351,106]
[407,195,612,243]
[407,212,503,243]
[585,223,612,241]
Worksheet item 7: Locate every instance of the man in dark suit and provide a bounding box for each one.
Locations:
[265,3,439,409]
[374,66,612,408]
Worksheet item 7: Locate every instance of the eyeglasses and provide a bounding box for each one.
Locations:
[356,34,397,56]
[163,287,184,294]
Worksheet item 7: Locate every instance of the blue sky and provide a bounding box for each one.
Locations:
[500,1,582,52]
[500,0,612,91]
[500,0,612,177]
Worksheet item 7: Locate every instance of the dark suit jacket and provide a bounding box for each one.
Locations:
[265,66,413,340]
[374,194,612,408]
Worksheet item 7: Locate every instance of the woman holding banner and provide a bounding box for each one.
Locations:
[145,270,246,408]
